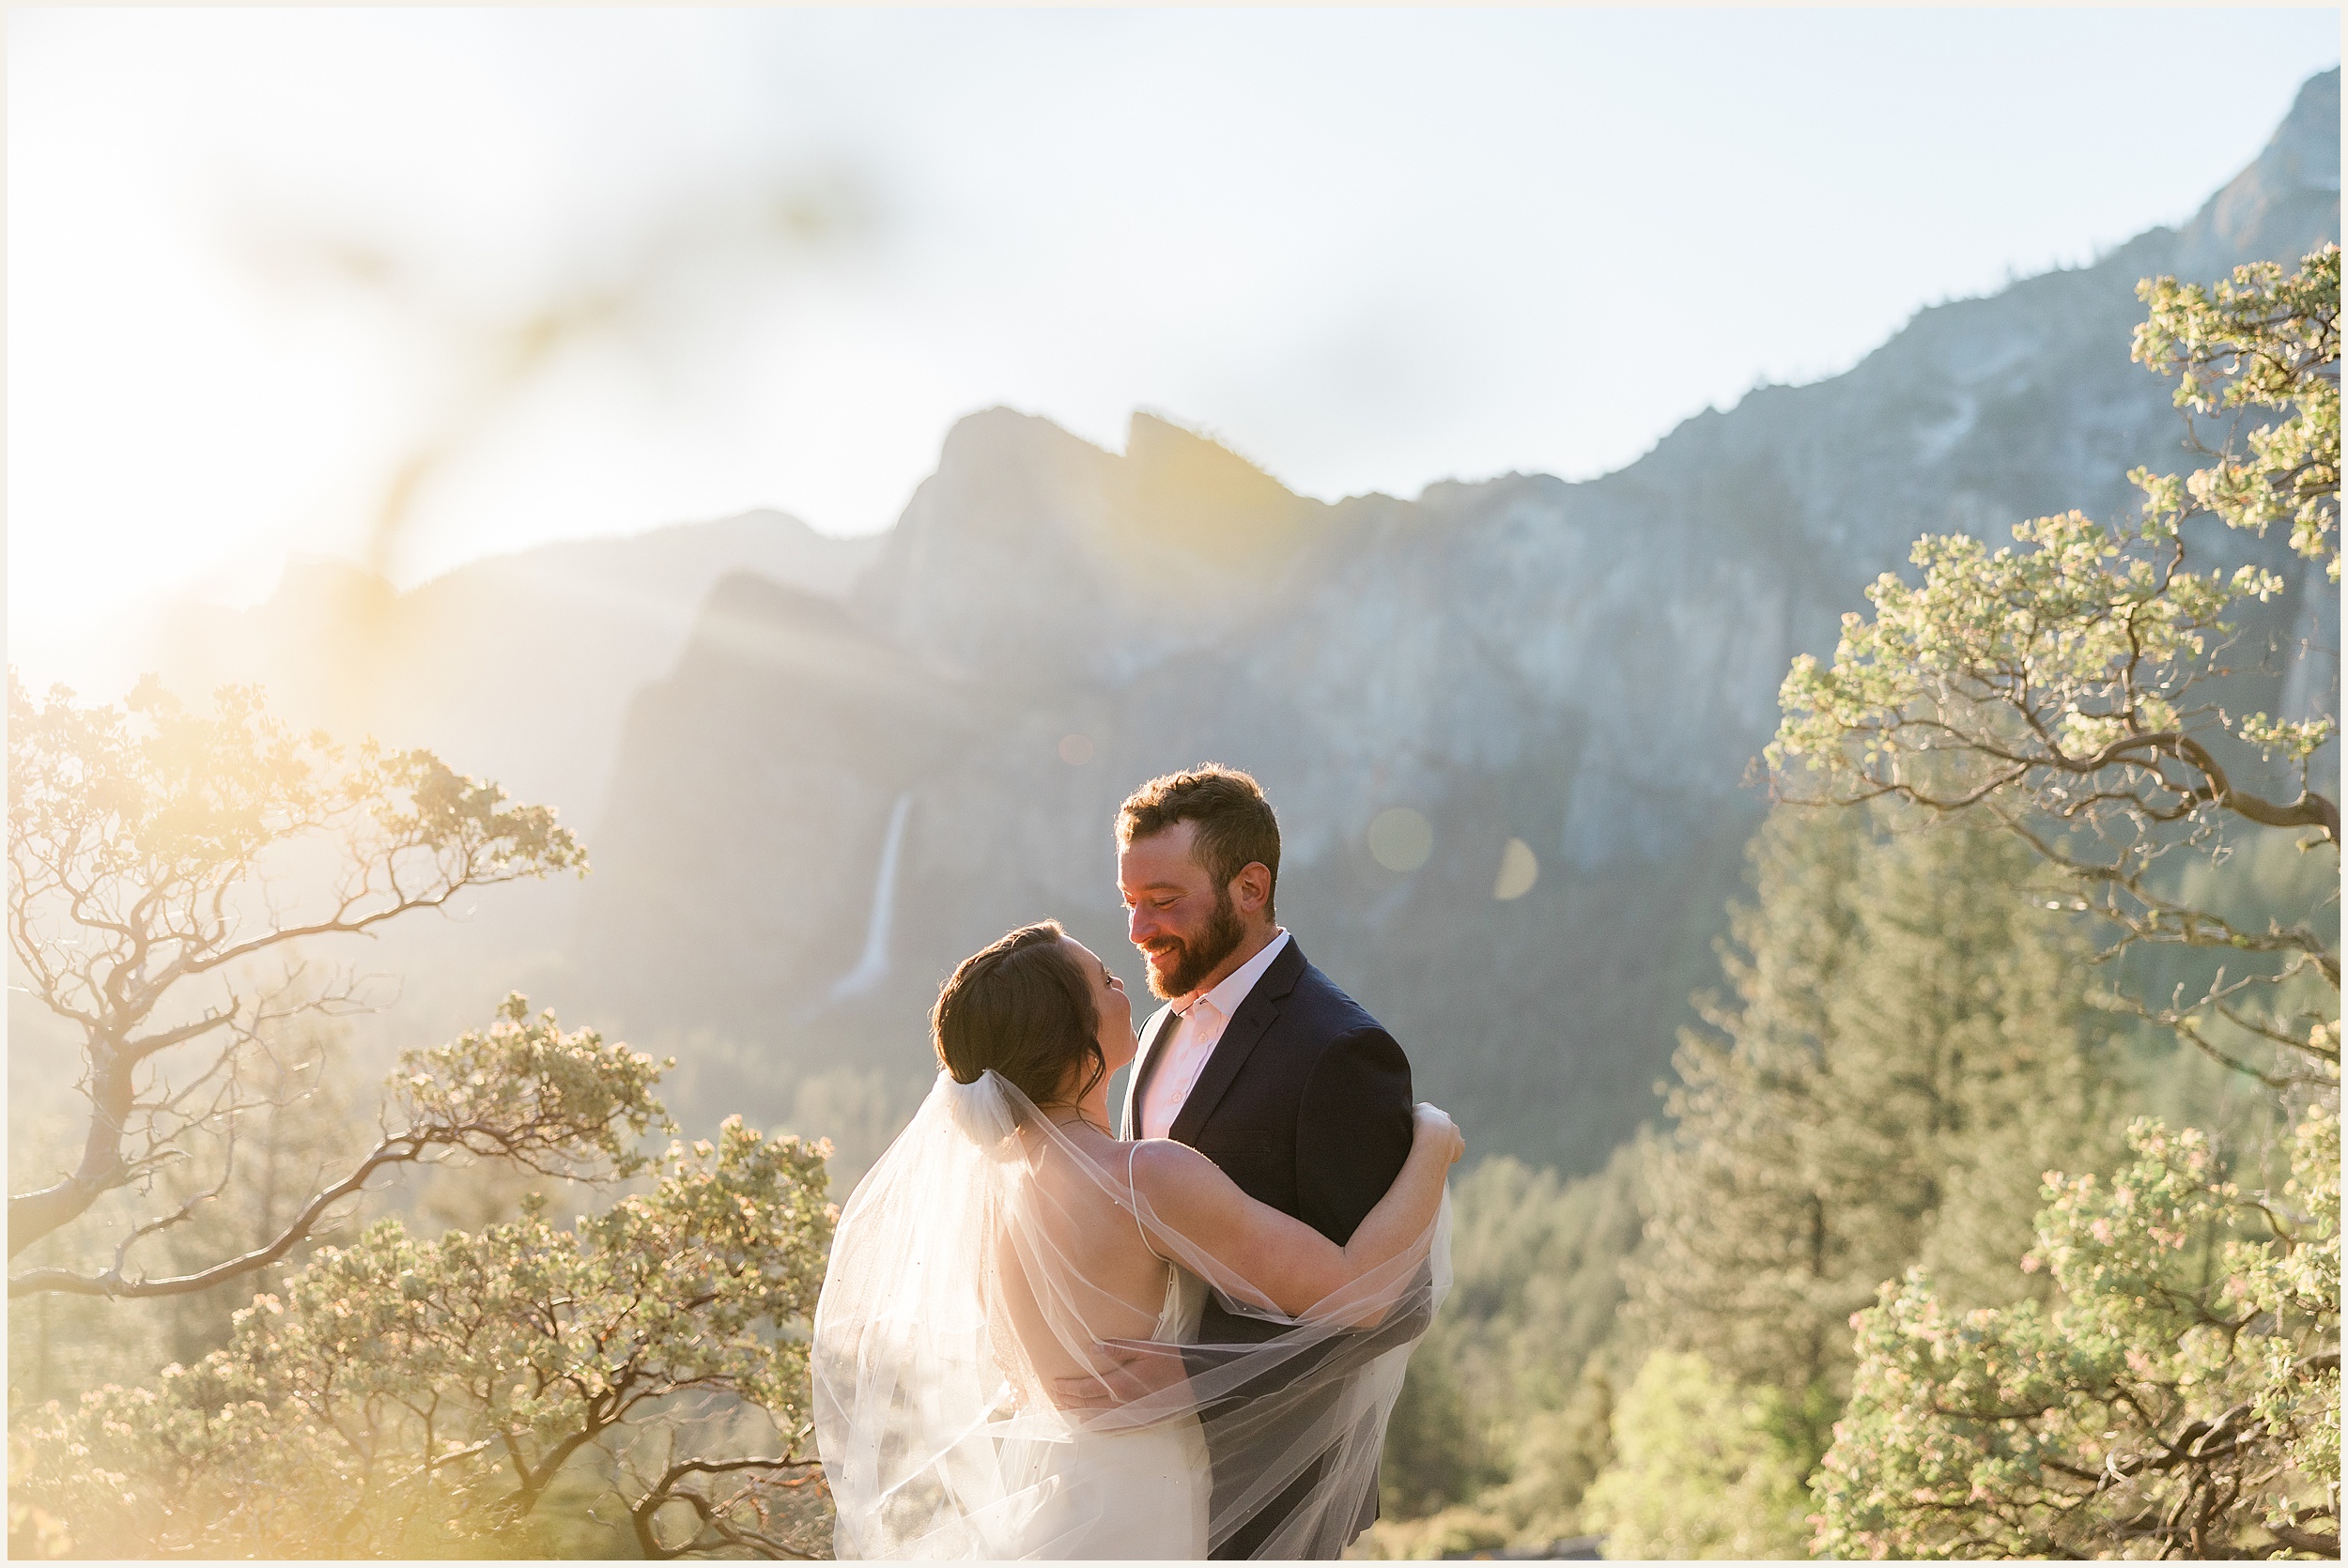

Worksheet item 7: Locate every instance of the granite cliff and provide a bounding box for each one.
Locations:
[569,74,2340,1169]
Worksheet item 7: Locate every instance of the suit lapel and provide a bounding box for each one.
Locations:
[1167,938,1306,1146]
[1120,1004,1180,1139]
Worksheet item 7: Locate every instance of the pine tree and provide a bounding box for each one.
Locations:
[1627,804,2117,1439]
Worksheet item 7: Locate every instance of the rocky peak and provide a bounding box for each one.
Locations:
[854,406,1335,686]
[1116,411,1321,569]
[2172,66,2340,282]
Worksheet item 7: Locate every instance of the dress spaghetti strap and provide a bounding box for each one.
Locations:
[1128,1141,1169,1264]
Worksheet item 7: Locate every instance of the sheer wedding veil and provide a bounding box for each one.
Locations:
[811,1068,1451,1559]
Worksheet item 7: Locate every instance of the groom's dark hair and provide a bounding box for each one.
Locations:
[1118,765,1280,922]
[933,920,1106,1107]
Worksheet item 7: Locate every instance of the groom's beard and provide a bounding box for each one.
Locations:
[1144,888,1246,1001]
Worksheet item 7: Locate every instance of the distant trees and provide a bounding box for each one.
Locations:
[1566,806,2119,1558]
[7,678,840,1558]
[1357,1147,1645,1559]
[1774,248,2339,1559]
[1359,248,2336,1566]
[1580,1350,1811,1559]
[1627,808,2116,1434]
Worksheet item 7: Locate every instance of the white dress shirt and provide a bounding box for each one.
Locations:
[1136,929,1290,1142]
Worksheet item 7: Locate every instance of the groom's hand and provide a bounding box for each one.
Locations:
[1050,1341,1190,1408]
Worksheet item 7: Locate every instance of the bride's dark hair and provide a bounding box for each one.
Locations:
[933,920,1104,1107]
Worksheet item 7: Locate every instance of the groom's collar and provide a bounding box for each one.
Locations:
[1176,928,1290,1020]
[1162,935,1306,1146]
[1121,935,1305,1140]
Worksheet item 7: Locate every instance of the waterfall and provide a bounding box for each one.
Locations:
[828,791,912,1003]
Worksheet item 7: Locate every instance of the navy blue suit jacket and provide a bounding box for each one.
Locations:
[1118,936,1415,1345]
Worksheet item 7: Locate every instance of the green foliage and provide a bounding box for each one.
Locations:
[1775,249,2338,797]
[1380,1337,1497,1520]
[1582,1350,1813,1560]
[7,671,584,943]
[392,992,670,1180]
[1435,1146,1649,1422]
[1357,1147,1645,1558]
[1777,253,2340,1559]
[1371,808,2128,1561]
[1814,1107,2339,1558]
[1630,806,2119,1407]
[2133,247,2340,582]
[10,1104,836,1558]
[1773,503,2269,782]
[4,678,840,1559]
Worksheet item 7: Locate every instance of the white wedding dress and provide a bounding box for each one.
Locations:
[812,1069,1444,1560]
[991,1260,1209,1557]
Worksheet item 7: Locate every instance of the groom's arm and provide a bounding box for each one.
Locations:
[1286,1024,1434,1387]
[1295,1026,1414,1246]
[1054,1023,1422,1410]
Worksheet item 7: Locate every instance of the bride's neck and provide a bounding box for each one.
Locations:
[1041,1073,1113,1135]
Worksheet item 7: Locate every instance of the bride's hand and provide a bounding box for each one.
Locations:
[1413,1103,1464,1166]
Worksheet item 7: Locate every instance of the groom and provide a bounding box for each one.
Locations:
[1113,764,1416,1558]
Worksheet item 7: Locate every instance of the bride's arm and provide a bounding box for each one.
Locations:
[1131,1104,1462,1319]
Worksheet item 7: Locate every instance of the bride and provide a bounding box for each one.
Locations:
[812,920,1461,1560]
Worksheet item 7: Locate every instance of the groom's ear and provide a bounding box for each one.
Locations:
[1229,861,1274,919]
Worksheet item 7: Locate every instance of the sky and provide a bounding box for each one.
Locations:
[8,8,2341,688]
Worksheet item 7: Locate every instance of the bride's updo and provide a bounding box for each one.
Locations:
[932,920,1104,1108]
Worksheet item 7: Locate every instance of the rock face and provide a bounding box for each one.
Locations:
[572,71,2340,1172]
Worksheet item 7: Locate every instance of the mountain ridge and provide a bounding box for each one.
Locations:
[94,71,2340,1175]
[568,70,2337,1169]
